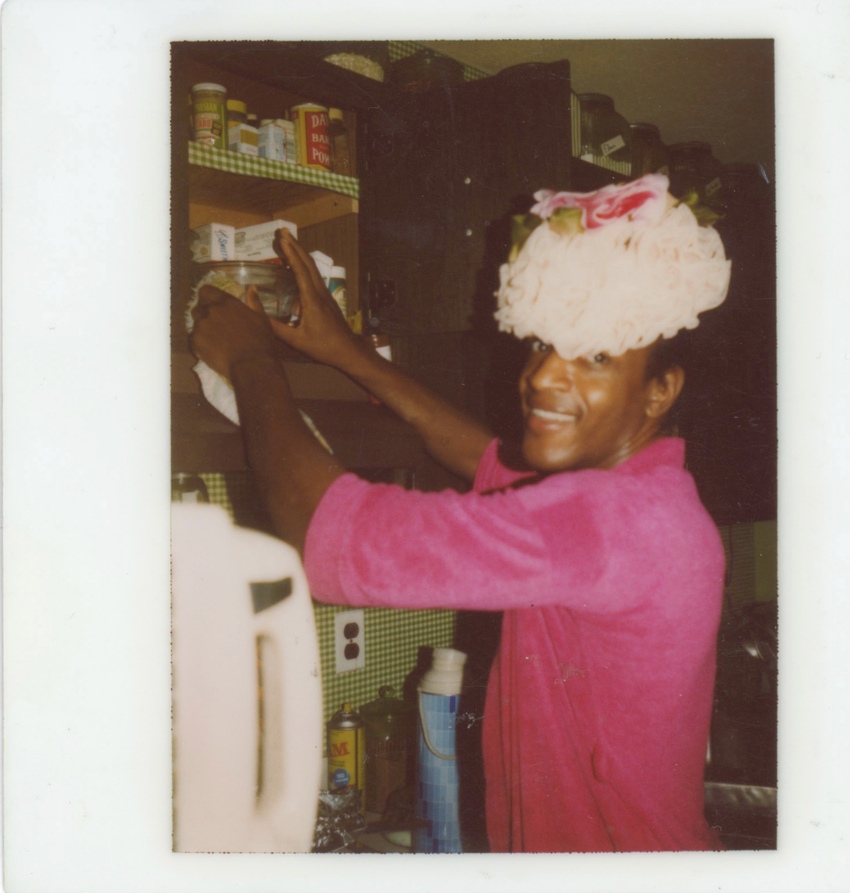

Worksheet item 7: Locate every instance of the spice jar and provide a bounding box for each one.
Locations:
[578,93,631,168]
[360,687,416,816]
[389,48,464,92]
[629,122,669,178]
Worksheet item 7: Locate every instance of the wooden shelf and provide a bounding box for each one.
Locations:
[187,164,358,229]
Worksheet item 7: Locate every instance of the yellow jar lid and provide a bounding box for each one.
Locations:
[226,99,247,114]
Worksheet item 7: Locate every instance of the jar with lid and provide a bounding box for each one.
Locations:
[192,83,227,148]
[578,93,631,169]
[390,48,464,92]
[629,122,669,178]
[359,687,416,816]
[667,141,724,207]
[226,99,247,127]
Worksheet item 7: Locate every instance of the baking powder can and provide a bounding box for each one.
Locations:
[192,83,227,148]
[327,702,366,811]
[290,103,332,171]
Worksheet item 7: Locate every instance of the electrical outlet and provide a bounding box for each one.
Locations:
[334,609,365,673]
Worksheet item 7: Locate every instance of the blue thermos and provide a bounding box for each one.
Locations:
[414,647,467,853]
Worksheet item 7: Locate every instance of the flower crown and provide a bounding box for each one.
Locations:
[508,173,722,262]
[495,174,731,360]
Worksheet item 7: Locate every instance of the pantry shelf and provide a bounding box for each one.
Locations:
[188,143,359,199]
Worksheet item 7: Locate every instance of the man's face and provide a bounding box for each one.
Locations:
[519,341,665,473]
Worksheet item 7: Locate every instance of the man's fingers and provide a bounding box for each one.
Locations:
[244,284,265,314]
[276,229,327,295]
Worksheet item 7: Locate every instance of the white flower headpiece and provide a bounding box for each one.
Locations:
[494,174,731,359]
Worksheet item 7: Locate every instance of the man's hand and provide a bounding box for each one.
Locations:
[266,228,368,369]
[190,284,279,379]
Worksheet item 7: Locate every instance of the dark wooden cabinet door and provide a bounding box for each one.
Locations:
[358,61,575,441]
[677,179,777,525]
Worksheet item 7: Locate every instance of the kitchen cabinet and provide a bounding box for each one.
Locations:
[172,42,416,473]
[171,42,583,486]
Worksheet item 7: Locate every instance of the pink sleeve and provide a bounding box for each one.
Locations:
[302,472,554,611]
[303,444,719,615]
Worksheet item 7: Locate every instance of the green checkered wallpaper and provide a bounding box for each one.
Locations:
[199,472,456,724]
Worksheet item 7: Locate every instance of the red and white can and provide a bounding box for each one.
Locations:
[290,103,332,171]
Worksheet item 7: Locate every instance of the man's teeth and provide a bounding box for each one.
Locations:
[532,408,576,421]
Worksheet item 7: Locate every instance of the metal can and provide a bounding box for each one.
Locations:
[192,83,227,148]
[290,103,332,171]
[327,703,365,811]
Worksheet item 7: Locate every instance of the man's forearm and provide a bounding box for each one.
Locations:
[230,352,346,553]
[330,341,493,482]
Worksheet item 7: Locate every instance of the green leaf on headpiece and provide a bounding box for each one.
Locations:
[509,214,544,262]
[547,206,585,237]
[678,191,724,227]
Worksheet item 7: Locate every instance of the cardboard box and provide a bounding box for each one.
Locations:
[258,119,298,163]
[234,219,298,262]
[227,123,259,156]
[191,223,236,262]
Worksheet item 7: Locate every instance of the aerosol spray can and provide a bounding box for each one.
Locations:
[327,703,366,813]
[414,647,467,853]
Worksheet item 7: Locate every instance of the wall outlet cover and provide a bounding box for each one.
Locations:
[334,609,365,673]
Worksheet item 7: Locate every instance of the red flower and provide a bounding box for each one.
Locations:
[531,173,670,231]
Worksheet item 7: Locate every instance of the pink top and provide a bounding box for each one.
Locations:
[305,437,725,851]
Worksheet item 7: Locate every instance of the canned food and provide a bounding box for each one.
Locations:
[290,103,332,171]
[192,83,227,148]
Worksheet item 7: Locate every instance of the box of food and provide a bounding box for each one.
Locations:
[227,123,259,156]
[191,223,236,262]
[234,219,298,262]
[258,120,286,161]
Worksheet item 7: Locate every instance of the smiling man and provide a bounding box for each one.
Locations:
[190,174,731,852]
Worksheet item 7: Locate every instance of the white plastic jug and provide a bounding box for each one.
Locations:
[171,502,323,853]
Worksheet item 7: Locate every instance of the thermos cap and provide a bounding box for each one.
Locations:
[418,647,467,696]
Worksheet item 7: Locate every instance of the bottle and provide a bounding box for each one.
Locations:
[327,703,366,814]
[327,265,348,317]
[414,647,467,853]
[360,686,415,816]
[328,108,352,175]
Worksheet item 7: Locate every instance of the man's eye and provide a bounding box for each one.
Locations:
[590,352,610,365]
[530,339,551,354]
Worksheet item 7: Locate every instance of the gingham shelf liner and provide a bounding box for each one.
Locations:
[188,142,359,199]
